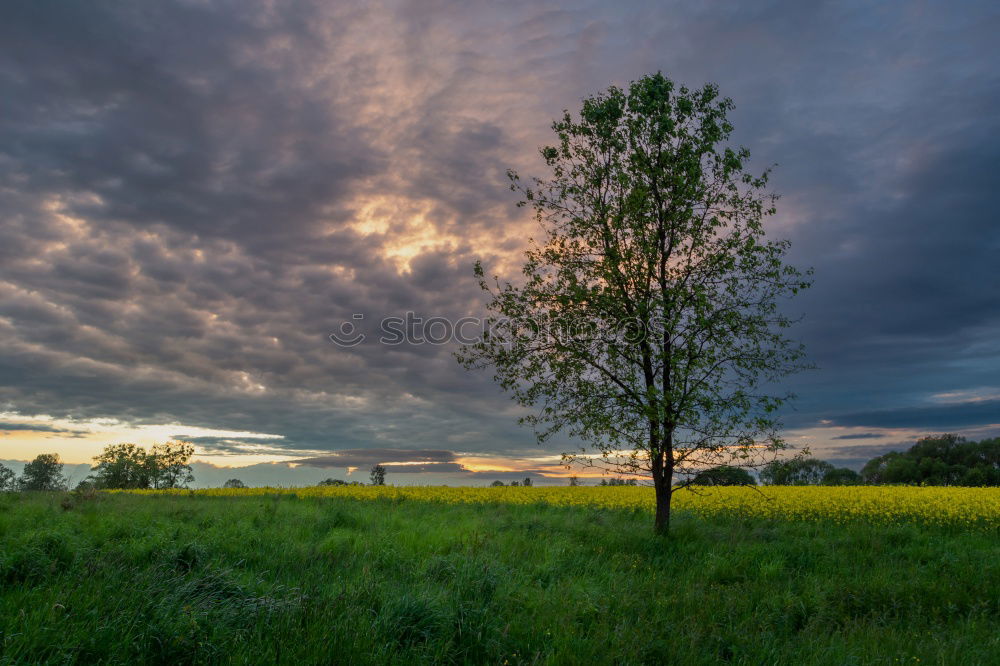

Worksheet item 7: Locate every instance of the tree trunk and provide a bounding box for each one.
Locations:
[654,474,672,535]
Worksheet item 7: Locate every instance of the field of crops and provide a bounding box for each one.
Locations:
[124,485,1000,529]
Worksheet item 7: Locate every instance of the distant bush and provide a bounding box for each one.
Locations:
[690,466,756,486]
[223,479,246,489]
[599,478,638,486]
[490,480,505,487]
[318,478,363,486]
[760,458,834,485]
[822,467,861,485]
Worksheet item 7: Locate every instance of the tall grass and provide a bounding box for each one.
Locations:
[0,491,997,664]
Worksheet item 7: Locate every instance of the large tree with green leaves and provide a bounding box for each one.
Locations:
[458,73,811,533]
[18,453,67,491]
[91,441,194,490]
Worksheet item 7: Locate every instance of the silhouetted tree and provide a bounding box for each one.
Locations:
[490,480,505,487]
[568,475,580,486]
[0,464,16,492]
[760,458,834,485]
[92,443,151,489]
[370,464,386,486]
[600,478,638,486]
[690,465,755,486]
[223,479,246,489]
[522,477,533,487]
[148,441,195,489]
[18,453,67,491]
[821,467,861,485]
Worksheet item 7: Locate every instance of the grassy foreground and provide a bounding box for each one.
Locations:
[1,491,998,665]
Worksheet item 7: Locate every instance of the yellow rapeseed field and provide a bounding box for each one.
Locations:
[126,485,1000,528]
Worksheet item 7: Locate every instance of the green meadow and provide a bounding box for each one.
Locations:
[1,491,997,665]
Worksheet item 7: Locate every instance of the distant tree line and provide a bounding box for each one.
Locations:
[859,434,999,486]
[550,434,1000,487]
[490,478,534,487]
[713,434,999,487]
[3,434,996,493]
[0,453,68,492]
[0,443,194,493]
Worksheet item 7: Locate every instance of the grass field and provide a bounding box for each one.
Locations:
[1,488,998,664]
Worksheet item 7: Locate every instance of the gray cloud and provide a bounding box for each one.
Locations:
[830,433,887,441]
[833,401,1000,431]
[1,0,998,472]
[0,422,87,437]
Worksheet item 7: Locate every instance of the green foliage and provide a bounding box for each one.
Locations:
[18,453,67,491]
[0,493,996,663]
[319,478,352,486]
[490,480,505,487]
[369,464,387,486]
[0,464,16,492]
[861,435,1000,486]
[761,457,835,485]
[91,443,151,489]
[223,479,246,489]
[91,441,194,490]
[457,72,811,532]
[822,467,861,485]
[690,465,756,486]
[148,441,196,489]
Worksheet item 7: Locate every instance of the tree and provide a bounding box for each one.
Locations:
[370,464,386,486]
[690,465,755,486]
[760,458,834,485]
[92,443,152,489]
[223,479,246,489]
[522,477,533,487]
[860,435,999,486]
[18,453,67,491]
[148,441,194,489]
[568,475,580,486]
[821,467,860,485]
[0,464,16,492]
[490,480,505,487]
[90,441,194,490]
[458,73,810,533]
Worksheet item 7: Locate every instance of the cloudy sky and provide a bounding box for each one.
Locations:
[1,0,998,485]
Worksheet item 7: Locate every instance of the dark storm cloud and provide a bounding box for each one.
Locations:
[1,0,998,469]
[833,400,1000,431]
[831,433,887,441]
